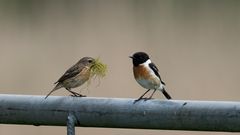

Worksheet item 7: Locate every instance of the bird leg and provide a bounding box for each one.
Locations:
[134,89,151,103]
[142,89,157,101]
[148,89,157,99]
[71,92,86,97]
[66,88,86,97]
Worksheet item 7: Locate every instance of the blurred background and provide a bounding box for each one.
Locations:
[0,0,240,135]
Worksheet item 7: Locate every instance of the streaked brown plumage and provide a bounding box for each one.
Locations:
[45,57,95,99]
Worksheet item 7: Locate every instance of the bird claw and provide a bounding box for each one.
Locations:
[133,97,153,104]
[144,97,153,101]
[70,93,86,97]
[76,95,86,97]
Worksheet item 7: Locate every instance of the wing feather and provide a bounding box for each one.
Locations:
[55,64,82,83]
[149,63,165,85]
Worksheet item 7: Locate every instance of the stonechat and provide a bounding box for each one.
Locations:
[45,57,95,99]
[130,52,172,102]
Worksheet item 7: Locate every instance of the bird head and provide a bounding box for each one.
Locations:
[129,52,150,66]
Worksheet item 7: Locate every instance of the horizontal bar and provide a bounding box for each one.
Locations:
[0,94,239,132]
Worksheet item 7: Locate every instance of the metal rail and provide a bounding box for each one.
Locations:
[0,94,240,134]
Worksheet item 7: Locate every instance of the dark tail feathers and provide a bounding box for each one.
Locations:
[162,88,172,99]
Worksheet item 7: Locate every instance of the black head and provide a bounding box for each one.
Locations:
[129,52,150,66]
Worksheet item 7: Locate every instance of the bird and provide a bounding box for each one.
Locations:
[45,57,95,99]
[129,52,172,102]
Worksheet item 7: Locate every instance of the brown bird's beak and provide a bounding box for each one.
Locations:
[129,56,133,59]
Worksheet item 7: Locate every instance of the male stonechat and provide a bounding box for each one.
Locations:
[45,57,95,99]
[130,52,172,102]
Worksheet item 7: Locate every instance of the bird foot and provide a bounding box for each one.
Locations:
[144,97,154,101]
[133,97,153,104]
[70,93,86,97]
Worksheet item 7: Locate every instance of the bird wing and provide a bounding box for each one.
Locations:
[149,62,165,85]
[55,64,83,83]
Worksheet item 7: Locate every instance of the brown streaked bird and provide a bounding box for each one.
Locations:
[45,57,95,99]
[129,52,172,102]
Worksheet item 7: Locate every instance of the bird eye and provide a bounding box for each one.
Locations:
[88,59,93,63]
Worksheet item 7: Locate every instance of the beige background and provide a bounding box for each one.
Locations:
[0,0,240,135]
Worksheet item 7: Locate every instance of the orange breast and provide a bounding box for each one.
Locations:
[133,65,160,89]
[133,65,150,79]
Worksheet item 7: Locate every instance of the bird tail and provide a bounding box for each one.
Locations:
[162,88,172,99]
[159,83,172,99]
[45,83,63,99]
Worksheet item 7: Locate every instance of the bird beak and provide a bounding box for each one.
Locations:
[129,56,133,59]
